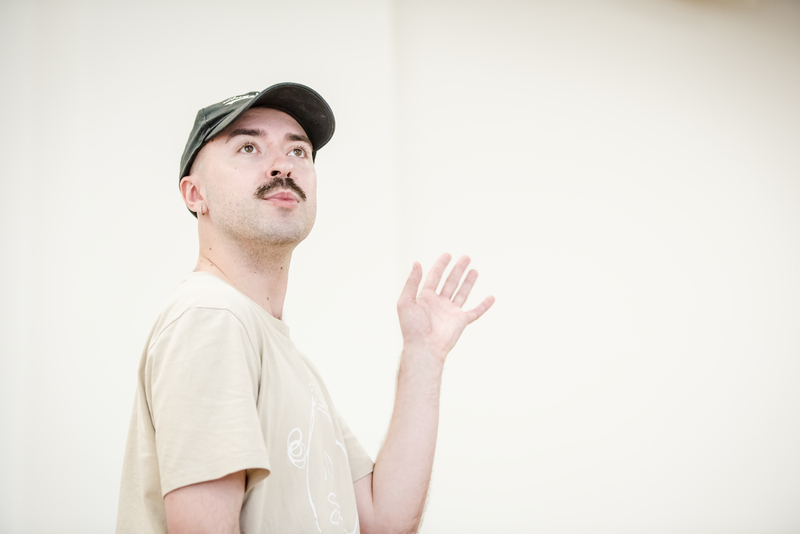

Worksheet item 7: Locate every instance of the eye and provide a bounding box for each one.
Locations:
[289,147,307,158]
[241,143,256,154]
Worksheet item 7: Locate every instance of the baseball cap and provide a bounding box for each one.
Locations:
[179,82,335,181]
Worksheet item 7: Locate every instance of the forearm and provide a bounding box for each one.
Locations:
[367,346,444,533]
[357,255,492,533]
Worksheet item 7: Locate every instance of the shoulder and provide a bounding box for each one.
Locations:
[167,272,252,312]
[149,273,265,346]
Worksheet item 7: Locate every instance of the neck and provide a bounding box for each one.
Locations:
[195,231,294,320]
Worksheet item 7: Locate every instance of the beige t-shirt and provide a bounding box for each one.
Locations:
[116,272,374,533]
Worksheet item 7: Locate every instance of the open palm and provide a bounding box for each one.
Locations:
[397,253,495,364]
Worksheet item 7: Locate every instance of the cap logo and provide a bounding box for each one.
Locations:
[221,92,258,106]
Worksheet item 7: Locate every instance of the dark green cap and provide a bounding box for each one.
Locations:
[179,82,335,181]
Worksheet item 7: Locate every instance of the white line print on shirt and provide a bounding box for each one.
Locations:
[287,383,360,534]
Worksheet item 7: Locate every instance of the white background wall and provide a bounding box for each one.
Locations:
[1,0,798,532]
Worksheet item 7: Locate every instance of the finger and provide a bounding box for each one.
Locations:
[452,269,479,307]
[465,295,495,324]
[422,253,452,292]
[440,255,471,299]
[398,262,422,304]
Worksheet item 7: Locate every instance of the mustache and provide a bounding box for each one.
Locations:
[254,177,307,201]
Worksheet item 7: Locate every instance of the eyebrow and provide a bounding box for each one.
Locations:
[224,129,312,149]
[225,128,266,142]
[285,133,312,148]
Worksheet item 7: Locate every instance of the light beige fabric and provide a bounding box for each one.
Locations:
[116,272,374,533]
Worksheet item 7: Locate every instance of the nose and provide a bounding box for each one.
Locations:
[269,153,293,178]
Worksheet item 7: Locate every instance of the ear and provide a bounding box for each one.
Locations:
[180,175,204,216]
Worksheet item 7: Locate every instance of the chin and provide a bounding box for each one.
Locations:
[258,221,314,246]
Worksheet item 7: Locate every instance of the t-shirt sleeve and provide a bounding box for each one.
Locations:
[335,410,374,483]
[146,307,270,496]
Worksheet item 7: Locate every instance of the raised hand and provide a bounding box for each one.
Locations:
[397,253,495,364]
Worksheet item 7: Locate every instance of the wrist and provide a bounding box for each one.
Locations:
[399,345,446,376]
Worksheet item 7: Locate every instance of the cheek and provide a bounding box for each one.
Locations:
[304,171,318,195]
[206,180,245,210]
[206,166,257,199]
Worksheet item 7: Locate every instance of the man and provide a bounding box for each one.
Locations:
[116,82,494,533]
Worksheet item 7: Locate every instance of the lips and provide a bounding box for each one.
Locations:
[262,190,301,208]
[264,191,299,202]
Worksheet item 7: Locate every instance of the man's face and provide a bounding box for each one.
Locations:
[190,107,318,249]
